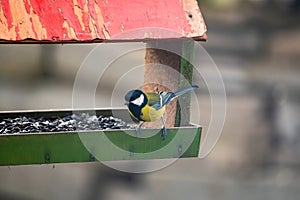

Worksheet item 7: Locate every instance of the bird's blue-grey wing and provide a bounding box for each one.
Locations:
[146,85,198,110]
[148,92,175,110]
[145,93,163,110]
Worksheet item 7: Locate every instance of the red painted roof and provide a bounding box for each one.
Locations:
[0,0,207,43]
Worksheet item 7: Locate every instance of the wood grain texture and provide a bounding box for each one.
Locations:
[0,0,207,43]
[143,41,183,128]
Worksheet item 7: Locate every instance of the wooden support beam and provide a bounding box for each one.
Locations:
[144,41,182,128]
[176,40,195,126]
[143,40,195,128]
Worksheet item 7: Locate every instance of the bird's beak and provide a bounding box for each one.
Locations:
[124,101,129,106]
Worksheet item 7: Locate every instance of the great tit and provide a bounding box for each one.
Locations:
[124,85,199,139]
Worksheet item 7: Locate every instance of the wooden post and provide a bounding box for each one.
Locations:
[144,40,195,128]
[176,40,195,126]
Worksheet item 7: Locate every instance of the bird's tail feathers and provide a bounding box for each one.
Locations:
[157,85,199,108]
[173,85,199,98]
[163,85,199,105]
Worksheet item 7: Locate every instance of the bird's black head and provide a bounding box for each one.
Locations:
[124,90,148,108]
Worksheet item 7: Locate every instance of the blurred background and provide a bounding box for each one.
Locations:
[1,0,300,199]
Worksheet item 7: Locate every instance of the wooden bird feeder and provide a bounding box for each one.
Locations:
[0,0,207,166]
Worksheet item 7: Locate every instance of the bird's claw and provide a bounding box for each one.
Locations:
[136,122,144,138]
[136,126,141,137]
[161,126,167,140]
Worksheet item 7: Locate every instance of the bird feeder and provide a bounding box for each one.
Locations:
[0,0,207,166]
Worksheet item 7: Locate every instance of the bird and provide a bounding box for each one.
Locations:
[124,85,199,140]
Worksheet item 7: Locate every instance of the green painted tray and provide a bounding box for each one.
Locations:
[0,109,201,166]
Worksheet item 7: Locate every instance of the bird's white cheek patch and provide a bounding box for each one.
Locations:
[131,94,144,106]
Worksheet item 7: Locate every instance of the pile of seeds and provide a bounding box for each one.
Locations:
[0,113,132,134]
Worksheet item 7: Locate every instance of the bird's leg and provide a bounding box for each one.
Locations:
[161,117,167,140]
[136,121,145,137]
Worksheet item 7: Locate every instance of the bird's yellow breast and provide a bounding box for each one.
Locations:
[140,104,166,122]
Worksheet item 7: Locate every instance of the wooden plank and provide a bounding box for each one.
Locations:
[0,0,207,43]
[175,40,195,126]
[0,109,201,166]
[143,39,196,128]
[143,41,182,128]
[0,127,201,165]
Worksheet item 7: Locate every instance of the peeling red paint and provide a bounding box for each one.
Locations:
[14,24,21,40]
[97,0,190,36]
[87,0,104,38]
[0,0,207,43]
[1,0,13,29]
[77,0,91,34]
[57,1,78,39]
[29,0,65,39]
[29,17,38,39]
[23,0,31,14]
